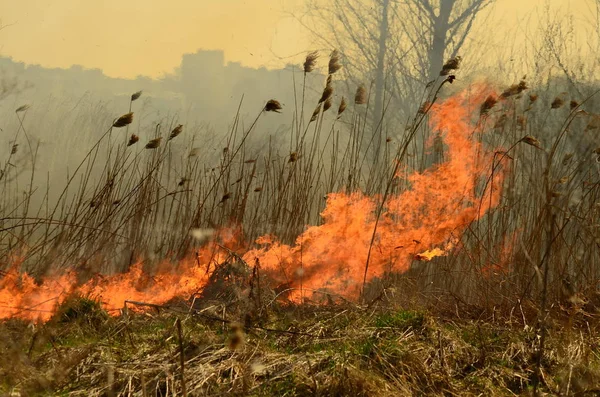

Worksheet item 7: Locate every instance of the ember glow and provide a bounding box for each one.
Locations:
[0,85,507,321]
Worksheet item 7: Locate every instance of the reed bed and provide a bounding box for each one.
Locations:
[1,52,600,395]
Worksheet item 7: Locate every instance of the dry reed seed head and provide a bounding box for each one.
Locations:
[310,104,321,122]
[130,91,142,101]
[480,95,498,116]
[303,51,319,73]
[521,135,542,149]
[188,147,200,157]
[288,152,298,163]
[355,85,367,105]
[127,134,139,147]
[10,144,18,155]
[326,74,333,87]
[529,94,539,104]
[264,99,282,113]
[323,98,332,112]
[446,75,456,84]
[145,137,162,149]
[219,192,232,203]
[551,97,564,109]
[440,56,461,76]
[113,112,134,128]
[570,100,580,110]
[169,124,183,140]
[15,104,30,113]
[319,84,333,104]
[500,79,528,98]
[551,93,567,109]
[328,49,342,75]
[337,97,347,118]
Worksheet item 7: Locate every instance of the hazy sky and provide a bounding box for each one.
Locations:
[0,0,593,79]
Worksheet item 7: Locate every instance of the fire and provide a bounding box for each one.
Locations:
[0,266,77,322]
[415,239,457,261]
[0,85,508,321]
[415,248,446,262]
[245,85,507,301]
[0,231,237,322]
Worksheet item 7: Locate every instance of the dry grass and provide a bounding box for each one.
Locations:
[1,295,600,396]
[1,54,600,395]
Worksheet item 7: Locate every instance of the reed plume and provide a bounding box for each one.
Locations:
[551,93,567,109]
[145,137,162,149]
[113,112,133,128]
[337,97,347,118]
[480,95,497,116]
[319,85,333,104]
[355,85,367,105]
[264,99,282,113]
[303,51,318,73]
[440,56,461,76]
[127,134,139,146]
[500,79,528,98]
[131,91,142,101]
[328,50,342,75]
[521,135,542,149]
[169,124,183,141]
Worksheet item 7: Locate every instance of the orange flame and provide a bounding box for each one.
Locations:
[415,248,446,262]
[0,85,508,321]
[0,229,240,322]
[245,85,507,301]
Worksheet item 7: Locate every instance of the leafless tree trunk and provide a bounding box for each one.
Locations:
[301,0,493,116]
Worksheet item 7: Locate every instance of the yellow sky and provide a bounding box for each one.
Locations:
[0,0,593,79]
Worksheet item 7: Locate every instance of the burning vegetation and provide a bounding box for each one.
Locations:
[1,52,600,395]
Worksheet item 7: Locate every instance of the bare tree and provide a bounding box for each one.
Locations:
[300,0,494,123]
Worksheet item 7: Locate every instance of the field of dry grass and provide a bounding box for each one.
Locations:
[1,53,600,395]
[1,295,599,396]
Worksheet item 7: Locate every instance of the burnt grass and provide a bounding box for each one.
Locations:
[1,294,600,396]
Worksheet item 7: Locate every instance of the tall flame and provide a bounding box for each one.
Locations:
[0,85,507,321]
[244,85,506,300]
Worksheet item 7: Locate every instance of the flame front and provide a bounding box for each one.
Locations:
[0,240,232,322]
[0,85,507,321]
[245,85,506,300]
